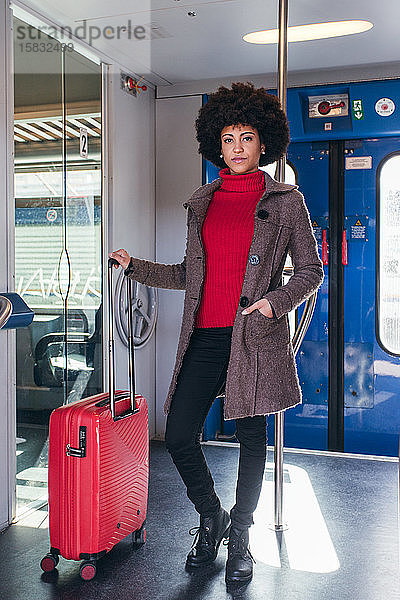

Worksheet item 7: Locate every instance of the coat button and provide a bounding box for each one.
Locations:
[257,209,269,219]
[249,254,260,265]
[239,296,249,308]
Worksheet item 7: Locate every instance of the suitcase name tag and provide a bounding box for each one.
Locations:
[66,426,87,458]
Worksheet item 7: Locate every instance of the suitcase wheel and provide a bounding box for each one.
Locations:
[80,561,97,581]
[133,522,147,546]
[40,553,59,572]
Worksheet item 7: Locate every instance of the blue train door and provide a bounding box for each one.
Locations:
[285,137,400,456]
[283,142,330,451]
[343,137,400,455]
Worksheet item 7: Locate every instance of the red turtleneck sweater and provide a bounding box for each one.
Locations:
[194,167,266,328]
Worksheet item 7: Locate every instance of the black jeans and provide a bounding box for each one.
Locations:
[165,326,267,529]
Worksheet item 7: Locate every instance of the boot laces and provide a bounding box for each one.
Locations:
[223,531,256,564]
[189,525,212,550]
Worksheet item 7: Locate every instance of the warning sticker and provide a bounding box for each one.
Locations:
[350,217,367,240]
[311,216,328,242]
[312,222,322,241]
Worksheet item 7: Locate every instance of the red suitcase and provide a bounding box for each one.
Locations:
[41,258,149,580]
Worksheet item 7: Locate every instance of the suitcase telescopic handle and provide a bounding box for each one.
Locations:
[108,257,139,420]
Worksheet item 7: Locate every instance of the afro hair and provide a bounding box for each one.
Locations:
[195,81,290,168]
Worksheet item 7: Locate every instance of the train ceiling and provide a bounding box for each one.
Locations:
[13,0,400,86]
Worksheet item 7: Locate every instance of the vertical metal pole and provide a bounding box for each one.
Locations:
[274,0,289,531]
[277,0,288,166]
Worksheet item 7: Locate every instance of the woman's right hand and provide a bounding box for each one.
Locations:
[109,249,131,270]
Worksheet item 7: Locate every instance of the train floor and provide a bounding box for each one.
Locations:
[0,440,398,600]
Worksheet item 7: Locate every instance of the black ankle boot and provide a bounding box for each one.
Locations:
[225,526,256,583]
[186,507,231,568]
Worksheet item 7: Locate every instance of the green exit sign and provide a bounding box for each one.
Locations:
[352,99,364,120]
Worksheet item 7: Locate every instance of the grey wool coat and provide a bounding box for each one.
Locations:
[124,171,324,420]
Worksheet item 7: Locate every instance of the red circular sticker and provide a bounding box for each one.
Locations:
[375,98,395,117]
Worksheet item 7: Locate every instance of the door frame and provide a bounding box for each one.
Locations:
[328,140,345,451]
[3,0,16,530]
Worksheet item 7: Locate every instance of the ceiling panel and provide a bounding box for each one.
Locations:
[14,0,400,85]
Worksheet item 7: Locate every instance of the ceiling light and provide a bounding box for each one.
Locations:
[243,20,373,44]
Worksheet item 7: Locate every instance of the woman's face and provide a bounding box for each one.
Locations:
[220,124,265,175]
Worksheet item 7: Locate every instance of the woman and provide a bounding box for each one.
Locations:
[110,81,324,584]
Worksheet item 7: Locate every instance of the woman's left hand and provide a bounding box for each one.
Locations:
[241,298,275,318]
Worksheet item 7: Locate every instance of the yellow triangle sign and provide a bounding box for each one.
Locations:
[355,219,362,226]
[312,220,318,227]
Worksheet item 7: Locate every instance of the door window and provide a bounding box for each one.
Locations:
[377,154,400,355]
[260,161,296,186]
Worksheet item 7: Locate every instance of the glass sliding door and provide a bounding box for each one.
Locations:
[13,16,103,519]
[62,45,102,404]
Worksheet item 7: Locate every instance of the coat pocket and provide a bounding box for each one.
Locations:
[245,310,290,348]
[255,341,302,414]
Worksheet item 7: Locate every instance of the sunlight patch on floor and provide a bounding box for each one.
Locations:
[252,463,340,573]
[14,509,49,529]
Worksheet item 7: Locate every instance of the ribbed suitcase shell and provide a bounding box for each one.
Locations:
[48,390,148,560]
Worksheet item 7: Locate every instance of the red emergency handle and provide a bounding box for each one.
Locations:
[342,229,348,265]
[322,229,328,265]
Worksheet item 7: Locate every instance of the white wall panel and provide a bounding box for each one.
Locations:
[154,95,202,438]
[107,66,157,438]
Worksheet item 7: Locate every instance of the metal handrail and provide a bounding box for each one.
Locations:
[291,292,317,354]
[292,292,317,355]
[283,265,318,356]
[0,296,12,329]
